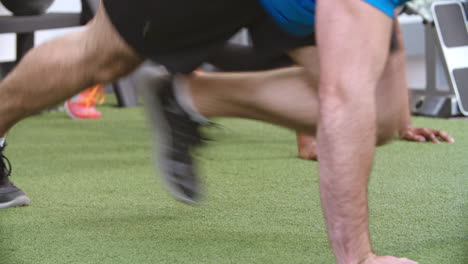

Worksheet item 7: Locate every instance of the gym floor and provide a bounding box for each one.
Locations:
[1,97,466,264]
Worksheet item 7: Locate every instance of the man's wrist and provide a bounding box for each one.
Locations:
[336,251,374,264]
[355,252,376,264]
[331,230,373,264]
[398,123,412,136]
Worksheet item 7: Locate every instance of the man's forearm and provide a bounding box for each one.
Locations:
[313,0,394,262]
[317,98,376,264]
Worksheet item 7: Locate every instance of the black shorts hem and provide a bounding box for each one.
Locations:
[103,0,315,73]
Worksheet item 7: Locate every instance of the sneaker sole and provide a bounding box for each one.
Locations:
[64,101,101,120]
[137,68,199,204]
[64,101,80,120]
[0,195,30,209]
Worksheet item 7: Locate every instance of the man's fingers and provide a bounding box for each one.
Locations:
[407,127,456,143]
[435,130,455,143]
[429,133,440,144]
[419,128,439,144]
[404,131,425,142]
[365,255,418,264]
[415,135,426,142]
[388,256,418,264]
[400,258,418,264]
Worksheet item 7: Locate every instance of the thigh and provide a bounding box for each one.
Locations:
[248,14,316,66]
[83,2,143,81]
[287,46,320,85]
[209,43,294,72]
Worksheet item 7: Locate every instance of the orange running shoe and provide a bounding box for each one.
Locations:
[64,85,105,120]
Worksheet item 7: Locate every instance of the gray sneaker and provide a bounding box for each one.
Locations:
[137,68,206,204]
[0,144,30,209]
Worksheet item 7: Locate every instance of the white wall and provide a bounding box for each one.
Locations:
[0,0,82,62]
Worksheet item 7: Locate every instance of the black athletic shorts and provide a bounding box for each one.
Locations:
[102,0,315,73]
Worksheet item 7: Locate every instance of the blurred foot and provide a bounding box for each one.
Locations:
[139,71,206,204]
[64,101,102,120]
[296,133,317,160]
[0,144,30,209]
[64,85,105,120]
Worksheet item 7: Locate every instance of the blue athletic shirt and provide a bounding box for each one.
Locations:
[259,0,411,37]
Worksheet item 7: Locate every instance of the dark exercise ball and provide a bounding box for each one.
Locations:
[1,0,55,16]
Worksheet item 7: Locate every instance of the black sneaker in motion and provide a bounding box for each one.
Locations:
[0,144,30,209]
[139,70,206,204]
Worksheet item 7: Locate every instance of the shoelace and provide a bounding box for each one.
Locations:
[188,121,220,146]
[0,149,12,178]
[172,117,204,148]
[83,85,105,108]
[199,122,221,142]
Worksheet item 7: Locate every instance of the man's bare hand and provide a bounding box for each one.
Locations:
[359,254,418,264]
[398,126,455,144]
[297,126,455,161]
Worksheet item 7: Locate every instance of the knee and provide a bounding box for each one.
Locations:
[64,31,142,86]
[79,11,143,84]
[90,52,142,84]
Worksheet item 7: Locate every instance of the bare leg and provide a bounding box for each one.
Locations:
[186,41,403,145]
[189,65,319,135]
[296,132,317,160]
[0,3,143,135]
[295,45,408,160]
[294,20,410,159]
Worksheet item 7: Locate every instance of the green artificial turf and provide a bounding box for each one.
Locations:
[1,101,466,264]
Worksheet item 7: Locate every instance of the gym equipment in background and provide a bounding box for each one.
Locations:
[0,0,138,107]
[0,1,80,62]
[0,0,55,16]
[432,0,468,116]
[406,0,468,117]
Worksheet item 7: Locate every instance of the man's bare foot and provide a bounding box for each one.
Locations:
[296,132,317,160]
